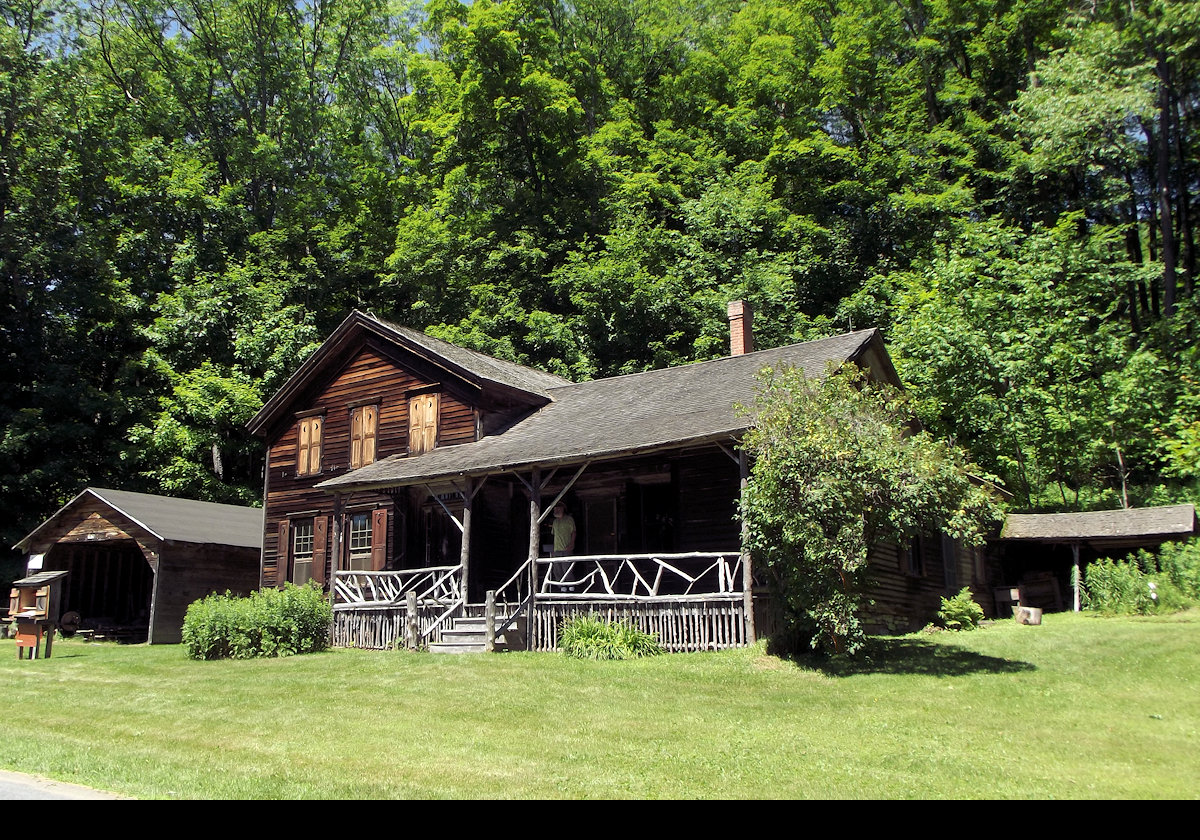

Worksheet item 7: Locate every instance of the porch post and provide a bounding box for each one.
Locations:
[460,478,474,604]
[527,468,541,650]
[1072,543,1081,613]
[739,447,757,644]
[330,493,345,576]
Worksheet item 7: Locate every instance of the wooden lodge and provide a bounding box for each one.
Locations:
[248,304,991,652]
[13,488,263,643]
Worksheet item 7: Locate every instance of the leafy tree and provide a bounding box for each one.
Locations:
[741,365,1002,656]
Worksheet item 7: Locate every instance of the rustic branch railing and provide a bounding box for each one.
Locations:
[488,557,534,638]
[332,565,462,609]
[536,552,743,599]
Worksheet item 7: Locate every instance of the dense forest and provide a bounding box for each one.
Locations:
[2,0,1198,563]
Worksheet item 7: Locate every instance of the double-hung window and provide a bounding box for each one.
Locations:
[292,519,315,584]
[347,513,373,571]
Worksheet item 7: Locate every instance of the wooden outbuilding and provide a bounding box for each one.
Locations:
[13,488,263,644]
[995,504,1199,613]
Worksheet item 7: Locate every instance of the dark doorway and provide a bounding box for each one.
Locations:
[44,540,153,641]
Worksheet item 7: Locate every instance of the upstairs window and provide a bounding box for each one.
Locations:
[297,415,323,475]
[350,405,378,469]
[408,392,439,455]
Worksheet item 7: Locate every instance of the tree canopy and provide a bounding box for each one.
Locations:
[741,365,1003,655]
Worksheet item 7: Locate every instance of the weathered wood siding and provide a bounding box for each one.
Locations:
[676,450,740,553]
[261,339,480,586]
[151,542,260,644]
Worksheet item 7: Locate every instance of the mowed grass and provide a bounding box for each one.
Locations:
[1,610,1197,799]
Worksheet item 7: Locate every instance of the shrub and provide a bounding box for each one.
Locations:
[1080,555,1196,616]
[559,615,663,660]
[182,583,332,660]
[938,587,985,631]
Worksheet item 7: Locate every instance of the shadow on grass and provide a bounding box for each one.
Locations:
[783,637,1036,678]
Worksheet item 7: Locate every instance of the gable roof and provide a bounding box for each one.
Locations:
[999,504,1198,548]
[248,311,570,437]
[317,328,891,492]
[14,488,264,553]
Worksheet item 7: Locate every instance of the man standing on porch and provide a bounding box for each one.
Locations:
[552,503,576,556]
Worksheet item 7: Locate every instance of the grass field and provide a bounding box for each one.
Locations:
[1,610,1197,799]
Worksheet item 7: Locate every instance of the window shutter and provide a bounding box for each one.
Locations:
[298,419,311,474]
[409,394,439,454]
[276,519,290,587]
[310,417,322,473]
[363,405,377,464]
[350,409,363,468]
[312,516,328,586]
[371,508,388,571]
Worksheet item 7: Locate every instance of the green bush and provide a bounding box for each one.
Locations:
[1080,555,1196,615]
[938,587,985,631]
[182,583,332,660]
[559,615,664,660]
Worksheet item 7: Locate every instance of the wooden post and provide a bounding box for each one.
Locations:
[739,447,757,644]
[485,589,496,652]
[460,478,474,604]
[331,493,345,575]
[527,468,541,651]
[1072,543,1081,613]
[406,590,419,650]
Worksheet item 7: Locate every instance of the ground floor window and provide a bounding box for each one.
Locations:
[348,512,373,571]
[292,519,315,584]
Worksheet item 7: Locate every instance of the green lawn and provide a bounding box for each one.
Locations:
[1,610,1197,799]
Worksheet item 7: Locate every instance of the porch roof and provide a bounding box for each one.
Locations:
[999,504,1198,549]
[317,328,886,492]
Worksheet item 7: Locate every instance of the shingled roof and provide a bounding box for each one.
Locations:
[999,504,1198,548]
[317,328,889,492]
[15,488,264,552]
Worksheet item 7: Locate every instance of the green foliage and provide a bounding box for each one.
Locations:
[938,588,986,631]
[559,614,664,660]
[742,365,1003,657]
[181,583,332,660]
[1081,550,1196,616]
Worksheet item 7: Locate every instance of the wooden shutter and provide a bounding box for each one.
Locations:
[350,409,363,469]
[298,419,311,474]
[362,405,377,464]
[371,508,388,571]
[276,519,290,587]
[350,406,379,469]
[312,516,328,586]
[309,417,322,473]
[408,393,439,455]
[298,416,323,475]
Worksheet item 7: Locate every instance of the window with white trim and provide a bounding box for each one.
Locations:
[348,513,373,571]
[292,519,315,584]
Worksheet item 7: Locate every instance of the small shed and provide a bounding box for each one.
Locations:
[995,504,1199,613]
[13,488,263,644]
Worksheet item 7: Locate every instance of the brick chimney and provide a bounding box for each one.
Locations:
[728,300,754,356]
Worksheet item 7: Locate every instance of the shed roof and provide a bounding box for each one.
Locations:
[999,504,1198,548]
[317,328,889,492]
[14,488,264,553]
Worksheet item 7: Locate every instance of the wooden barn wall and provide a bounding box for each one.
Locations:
[262,341,479,586]
[675,450,740,553]
[150,542,261,644]
[25,496,160,568]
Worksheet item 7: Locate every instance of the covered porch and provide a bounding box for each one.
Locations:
[323,442,762,652]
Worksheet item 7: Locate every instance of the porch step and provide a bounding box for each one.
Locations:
[428,615,526,654]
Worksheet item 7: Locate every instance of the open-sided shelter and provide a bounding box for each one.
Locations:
[250,305,988,652]
[14,488,263,643]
